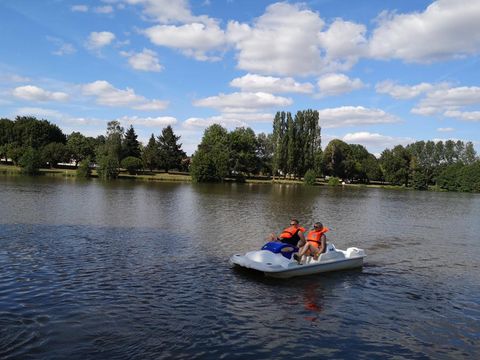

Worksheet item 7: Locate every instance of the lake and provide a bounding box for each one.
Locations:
[0,176,479,359]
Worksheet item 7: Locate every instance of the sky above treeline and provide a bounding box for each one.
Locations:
[1,0,479,156]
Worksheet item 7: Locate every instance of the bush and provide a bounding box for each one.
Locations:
[328,176,341,186]
[77,158,92,178]
[96,154,119,180]
[121,156,143,175]
[18,147,43,175]
[303,169,317,186]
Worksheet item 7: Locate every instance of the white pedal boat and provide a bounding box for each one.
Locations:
[230,242,366,279]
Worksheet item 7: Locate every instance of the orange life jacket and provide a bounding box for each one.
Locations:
[280,225,306,239]
[307,227,329,243]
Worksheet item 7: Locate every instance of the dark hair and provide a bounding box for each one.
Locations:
[314,222,323,228]
[290,218,299,224]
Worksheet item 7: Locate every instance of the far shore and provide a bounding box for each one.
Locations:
[0,163,412,190]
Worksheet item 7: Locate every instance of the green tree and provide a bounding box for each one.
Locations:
[121,156,143,175]
[157,125,186,172]
[42,142,67,168]
[256,132,273,175]
[229,127,258,177]
[12,116,66,148]
[303,169,316,186]
[67,132,95,166]
[142,134,159,171]
[77,157,92,178]
[322,139,352,179]
[286,112,296,177]
[96,154,120,180]
[122,125,141,159]
[271,111,288,177]
[190,124,229,182]
[19,147,43,175]
[380,145,411,186]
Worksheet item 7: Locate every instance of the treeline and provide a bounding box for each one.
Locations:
[2,114,479,192]
[0,116,187,178]
[380,141,479,191]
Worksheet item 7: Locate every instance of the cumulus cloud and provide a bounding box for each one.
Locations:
[94,6,114,14]
[443,110,480,122]
[230,74,313,94]
[121,49,163,72]
[117,115,177,127]
[317,106,399,128]
[86,31,116,49]
[412,86,480,114]
[183,112,272,129]
[71,5,88,12]
[437,127,455,132]
[193,92,292,113]
[81,80,168,110]
[317,73,365,97]
[125,0,195,24]
[342,131,414,152]
[12,85,69,102]
[369,0,480,62]
[46,36,76,56]
[375,80,438,99]
[227,3,366,76]
[143,22,225,61]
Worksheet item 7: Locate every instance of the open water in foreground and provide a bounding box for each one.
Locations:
[0,176,479,359]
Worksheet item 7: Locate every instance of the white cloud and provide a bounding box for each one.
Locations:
[121,49,163,72]
[227,3,366,76]
[317,106,399,128]
[317,73,365,97]
[437,127,455,132]
[143,22,226,61]
[444,110,480,122]
[375,80,437,99]
[12,85,69,102]
[117,115,177,127]
[16,107,64,119]
[125,0,195,24]
[412,86,480,114]
[86,31,116,49]
[193,92,292,113]
[94,5,114,14]
[71,5,88,12]
[46,36,76,56]
[369,0,480,62]
[342,131,414,151]
[0,74,30,83]
[81,80,168,110]
[230,74,313,94]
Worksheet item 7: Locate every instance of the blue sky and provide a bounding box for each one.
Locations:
[1,0,479,155]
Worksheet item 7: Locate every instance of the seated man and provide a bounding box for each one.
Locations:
[269,218,306,247]
[294,222,329,263]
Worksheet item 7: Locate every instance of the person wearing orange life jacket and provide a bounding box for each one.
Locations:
[294,222,328,263]
[268,218,306,247]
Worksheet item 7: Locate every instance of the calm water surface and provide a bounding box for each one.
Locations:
[0,176,479,359]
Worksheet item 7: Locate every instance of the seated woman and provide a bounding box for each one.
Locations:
[294,222,329,263]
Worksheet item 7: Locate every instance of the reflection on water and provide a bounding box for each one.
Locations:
[0,176,479,359]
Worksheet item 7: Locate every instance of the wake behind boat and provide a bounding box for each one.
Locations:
[230,242,366,279]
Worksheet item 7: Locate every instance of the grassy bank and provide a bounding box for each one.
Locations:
[1,163,407,189]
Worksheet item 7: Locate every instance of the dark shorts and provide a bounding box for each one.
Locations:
[279,238,298,246]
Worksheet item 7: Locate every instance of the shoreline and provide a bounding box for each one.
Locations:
[0,163,414,191]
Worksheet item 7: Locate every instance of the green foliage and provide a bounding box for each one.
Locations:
[19,147,43,175]
[67,132,95,166]
[323,139,352,179]
[255,132,273,175]
[96,154,120,180]
[190,124,229,182]
[303,169,317,186]
[142,134,159,171]
[42,142,67,168]
[76,157,92,178]
[157,125,186,172]
[328,177,341,186]
[123,125,141,159]
[229,127,258,176]
[380,145,411,186]
[121,156,143,175]
[437,161,480,192]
